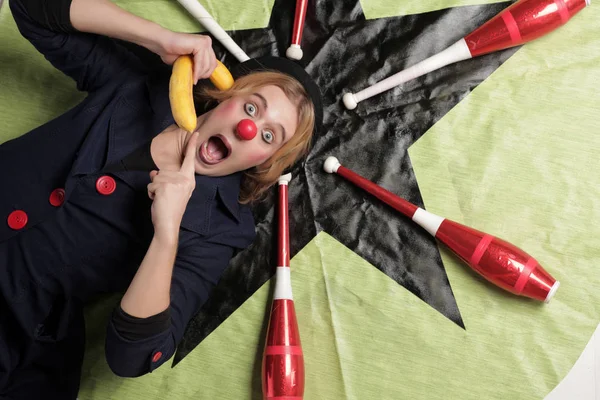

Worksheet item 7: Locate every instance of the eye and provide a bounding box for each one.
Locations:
[244,103,257,116]
[262,130,274,144]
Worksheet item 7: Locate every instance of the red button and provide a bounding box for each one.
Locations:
[152,352,162,363]
[96,176,116,195]
[8,210,28,230]
[49,188,66,207]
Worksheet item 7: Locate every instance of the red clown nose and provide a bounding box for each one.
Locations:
[236,119,257,140]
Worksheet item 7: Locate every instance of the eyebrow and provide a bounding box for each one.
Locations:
[253,92,287,143]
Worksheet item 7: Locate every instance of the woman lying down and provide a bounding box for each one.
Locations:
[0,0,322,398]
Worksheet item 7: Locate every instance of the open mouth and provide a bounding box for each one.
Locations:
[199,135,231,165]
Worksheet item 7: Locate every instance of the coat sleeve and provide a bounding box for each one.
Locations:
[10,0,145,92]
[104,228,249,377]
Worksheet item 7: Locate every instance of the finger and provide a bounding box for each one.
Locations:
[162,54,178,65]
[181,131,199,174]
[150,170,159,181]
[197,51,208,82]
[193,47,207,83]
[191,36,203,83]
[203,50,217,79]
[147,183,156,200]
[195,50,217,83]
[197,36,213,82]
[199,50,209,79]
[209,51,218,74]
[193,51,201,84]
[150,171,179,183]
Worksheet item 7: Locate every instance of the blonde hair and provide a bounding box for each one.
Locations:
[195,71,316,204]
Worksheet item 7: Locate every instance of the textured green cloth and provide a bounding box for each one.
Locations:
[114,0,275,33]
[361,0,501,19]
[1,0,599,398]
[408,2,600,398]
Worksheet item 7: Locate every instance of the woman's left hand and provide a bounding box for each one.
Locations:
[147,132,199,239]
[150,30,218,84]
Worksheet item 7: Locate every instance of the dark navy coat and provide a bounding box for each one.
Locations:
[1,0,256,383]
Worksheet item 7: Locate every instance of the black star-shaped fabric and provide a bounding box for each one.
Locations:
[174,0,519,364]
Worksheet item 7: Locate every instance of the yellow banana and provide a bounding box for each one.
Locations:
[170,57,235,132]
[210,60,234,91]
[169,55,197,133]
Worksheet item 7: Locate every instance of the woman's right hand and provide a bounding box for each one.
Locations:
[149,30,218,84]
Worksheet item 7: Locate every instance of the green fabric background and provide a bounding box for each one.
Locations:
[361,0,501,19]
[113,0,275,33]
[1,0,598,398]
